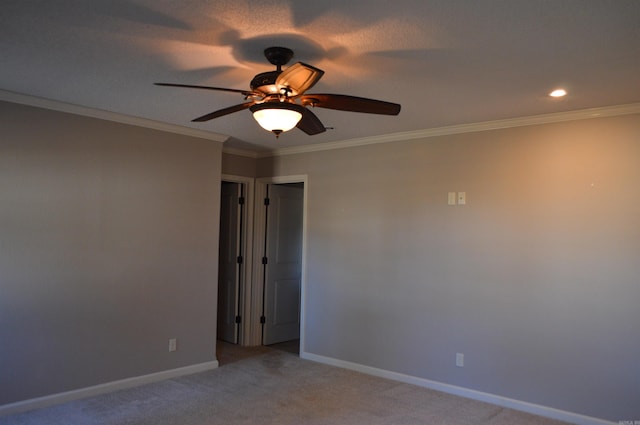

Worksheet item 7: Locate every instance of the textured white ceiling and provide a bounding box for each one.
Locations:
[2,0,639,152]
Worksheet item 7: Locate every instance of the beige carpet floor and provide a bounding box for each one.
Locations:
[0,342,570,425]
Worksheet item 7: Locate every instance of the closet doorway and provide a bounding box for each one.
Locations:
[217,176,254,345]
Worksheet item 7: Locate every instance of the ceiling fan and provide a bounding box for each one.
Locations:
[155,47,401,137]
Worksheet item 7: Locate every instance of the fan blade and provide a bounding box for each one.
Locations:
[155,82,255,97]
[276,62,325,96]
[296,107,326,135]
[300,94,401,115]
[192,101,255,122]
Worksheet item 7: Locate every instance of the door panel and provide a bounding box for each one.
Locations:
[217,182,241,343]
[274,278,301,325]
[274,195,303,264]
[263,184,303,345]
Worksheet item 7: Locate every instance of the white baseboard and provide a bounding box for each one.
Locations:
[0,360,219,417]
[300,351,615,425]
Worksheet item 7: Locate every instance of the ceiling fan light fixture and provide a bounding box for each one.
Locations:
[250,102,305,135]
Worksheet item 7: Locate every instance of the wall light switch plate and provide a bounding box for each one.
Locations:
[456,352,464,367]
[457,192,466,205]
[448,192,457,205]
[168,338,177,352]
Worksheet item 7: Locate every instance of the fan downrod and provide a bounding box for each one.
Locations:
[264,47,293,70]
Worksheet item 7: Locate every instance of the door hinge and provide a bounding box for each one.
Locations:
[260,316,266,324]
[264,197,270,206]
[262,256,268,265]
[238,196,245,205]
[237,255,243,264]
[235,315,242,324]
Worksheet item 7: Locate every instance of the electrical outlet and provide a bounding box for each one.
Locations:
[456,352,464,367]
[168,338,177,352]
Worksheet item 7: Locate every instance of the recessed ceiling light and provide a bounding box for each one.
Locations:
[549,89,567,98]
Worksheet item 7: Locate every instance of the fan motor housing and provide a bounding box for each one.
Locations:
[250,70,281,94]
[264,46,294,67]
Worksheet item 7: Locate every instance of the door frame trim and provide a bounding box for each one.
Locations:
[251,175,308,349]
[221,174,255,346]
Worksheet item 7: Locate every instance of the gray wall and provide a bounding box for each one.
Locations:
[222,152,257,177]
[0,101,222,405]
[257,114,640,422]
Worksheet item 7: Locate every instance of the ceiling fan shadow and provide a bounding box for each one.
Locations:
[171,66,252,83]
[288,3,337,27]
[232,34,326,65]
[94,0,192,30]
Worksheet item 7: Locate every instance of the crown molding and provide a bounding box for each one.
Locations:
[0,89,228,143]
[4,90,638,157]
[258,102,640,158]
